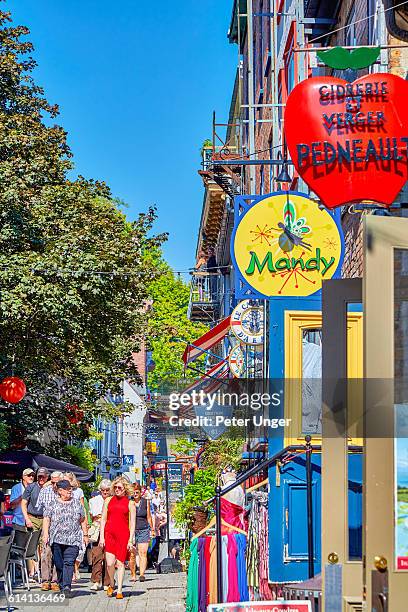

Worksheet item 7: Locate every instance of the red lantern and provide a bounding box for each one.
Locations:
[0,377,27,404]
[285,73,408,208]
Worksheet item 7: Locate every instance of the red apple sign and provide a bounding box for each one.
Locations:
[285,74,408,208]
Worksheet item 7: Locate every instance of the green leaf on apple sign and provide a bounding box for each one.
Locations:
[316,46,380,70]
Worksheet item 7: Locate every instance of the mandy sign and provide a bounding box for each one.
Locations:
[232,192,343,298]
[285,74,408,208]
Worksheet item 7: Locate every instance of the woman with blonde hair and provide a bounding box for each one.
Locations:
[99,476,136,599]
[64,473,85,581]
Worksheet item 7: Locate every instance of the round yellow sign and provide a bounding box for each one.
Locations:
[233,193,343,297]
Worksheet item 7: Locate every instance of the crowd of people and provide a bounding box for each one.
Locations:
[6,468,169,599]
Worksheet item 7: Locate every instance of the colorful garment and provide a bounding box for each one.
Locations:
[198,538,207,612]
[236,533,249,601]
[208,536,217,604]
[227,533,240,602]
[222,535,229,602]
[204,536,211,607]
[221,497,244,532]
[186,538,199,612]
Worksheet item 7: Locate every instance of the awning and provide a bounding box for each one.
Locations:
[179,359,230,418]
[0,450,93,482]
[182,316,231,365]
[183,359,229,394]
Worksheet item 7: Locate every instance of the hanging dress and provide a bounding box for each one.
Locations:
[227,533,240,602]
[204,536,211,607]
[236,533,249,601]
[186,538,199,612]
[198,538,207,612]
[208,536,218,604]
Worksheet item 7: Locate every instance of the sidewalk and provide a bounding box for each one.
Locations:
[0,569,186,611]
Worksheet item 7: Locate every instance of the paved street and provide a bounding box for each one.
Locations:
[0,570,186,612]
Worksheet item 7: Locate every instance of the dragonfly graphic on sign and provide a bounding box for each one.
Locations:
[122,455,134,467]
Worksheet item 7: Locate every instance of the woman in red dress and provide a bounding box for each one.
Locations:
[99,477,136,599]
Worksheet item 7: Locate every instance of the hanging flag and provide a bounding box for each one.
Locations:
[182,316,231,364]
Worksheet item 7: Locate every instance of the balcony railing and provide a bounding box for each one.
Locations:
[187,272,223,322]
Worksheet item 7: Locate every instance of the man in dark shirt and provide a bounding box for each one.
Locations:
[21,467,49,531]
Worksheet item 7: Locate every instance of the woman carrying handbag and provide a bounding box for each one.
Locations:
[88,480,111,591]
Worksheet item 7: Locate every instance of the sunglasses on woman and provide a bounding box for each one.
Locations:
[114,485,124,491]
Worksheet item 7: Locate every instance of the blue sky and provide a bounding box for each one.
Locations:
[7,0,237,276]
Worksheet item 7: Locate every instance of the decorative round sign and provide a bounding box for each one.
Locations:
[232,192,343,298]
[230,300,264,344]
[285,74,408,208]
[228,344,245,378]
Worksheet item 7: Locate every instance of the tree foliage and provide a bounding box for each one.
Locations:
[148,264,207,388]
[200,437,244,472]
[0,7,166,448]
[170,437,199,458]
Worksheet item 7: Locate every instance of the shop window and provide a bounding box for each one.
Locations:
[368,0,378,44]
[285,36,295,95]
[284,310,363,445]
[345,5,357,46]
[278,70,283,129]
[258,0,264,88]
[302,328,322,435]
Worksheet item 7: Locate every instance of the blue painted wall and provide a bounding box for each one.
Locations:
[267,295,363,583]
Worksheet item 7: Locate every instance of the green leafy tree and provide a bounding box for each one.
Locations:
[148,264,207,388]
[170,437,198,458]
[0,7,166,448]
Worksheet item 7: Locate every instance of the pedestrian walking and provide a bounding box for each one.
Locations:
[21,467,49,582]
[133,482,154,582]
[9,468,35,528]
[42,479,89,599]
[9,468,37,580]
[64,472,85,581]
[21,467,49,531]
[99,476,136,599]
[88,479,111,591]
[36,471,63,591]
